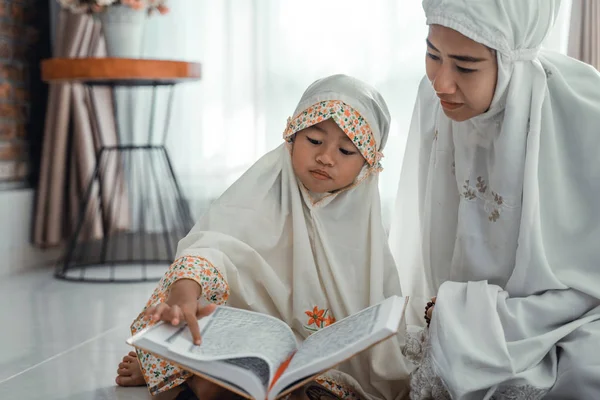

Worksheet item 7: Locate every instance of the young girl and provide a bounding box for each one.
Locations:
[117,74,412,399]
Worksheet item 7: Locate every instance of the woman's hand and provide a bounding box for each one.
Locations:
[426,297,436,319]
[144,279,216,345]
[424,296,436,326]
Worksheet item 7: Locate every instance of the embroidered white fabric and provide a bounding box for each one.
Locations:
[403,329,450,400]
[404,328,549,400]
[491,385,548,400]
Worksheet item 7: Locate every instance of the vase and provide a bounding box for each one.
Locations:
[97,5,146,58]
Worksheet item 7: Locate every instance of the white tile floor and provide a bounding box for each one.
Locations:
[0,267,175,400]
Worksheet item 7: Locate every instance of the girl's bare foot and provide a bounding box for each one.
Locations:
[116,351,146,387]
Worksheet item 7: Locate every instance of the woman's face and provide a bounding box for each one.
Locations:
[425,25,498,122]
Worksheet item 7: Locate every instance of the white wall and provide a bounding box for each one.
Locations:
[0,189,61,277]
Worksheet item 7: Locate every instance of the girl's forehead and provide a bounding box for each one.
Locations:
[311,119,354,141]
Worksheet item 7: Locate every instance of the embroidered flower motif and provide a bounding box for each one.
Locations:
[283,100,381,169]
[476,177,487,193]
[492,191,504,205]
[489,209,501,222]
[324,315,336,327]
[462,180,477,200]
[306,306,326,326]
[461,179,508,223]
[304,306,335,332]
[487,191,505,222]
[451,161,456,176]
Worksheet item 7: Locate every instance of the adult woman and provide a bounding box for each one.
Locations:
[390,0,600,398]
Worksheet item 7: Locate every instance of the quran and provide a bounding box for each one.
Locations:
[127,295,408,400]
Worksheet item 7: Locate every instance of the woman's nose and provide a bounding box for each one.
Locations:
[432,64,457,96]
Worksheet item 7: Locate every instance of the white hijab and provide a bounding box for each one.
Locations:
[390,0,600,398]
[177,75,410,400]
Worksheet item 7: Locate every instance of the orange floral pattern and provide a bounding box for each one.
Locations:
[324,315,336,327]
[283,100,382,170]
[304,306,336,332]
[130,256,230,395]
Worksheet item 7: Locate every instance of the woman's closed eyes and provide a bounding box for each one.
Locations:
[427,52,478,74]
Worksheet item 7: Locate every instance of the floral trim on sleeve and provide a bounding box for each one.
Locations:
[283,100,383,170]
[313,375,363,400]
[130,256,230,395]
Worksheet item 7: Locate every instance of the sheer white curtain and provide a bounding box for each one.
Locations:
[140,0,571,222]
[141,0,427,221]
[543,0,573,54]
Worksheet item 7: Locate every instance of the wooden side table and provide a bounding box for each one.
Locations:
[41,58,201,282]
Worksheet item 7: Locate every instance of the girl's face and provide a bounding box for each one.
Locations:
[425,25,498,122]
[291,118,366,193]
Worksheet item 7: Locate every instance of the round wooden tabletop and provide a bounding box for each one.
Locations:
[41,58,201,85]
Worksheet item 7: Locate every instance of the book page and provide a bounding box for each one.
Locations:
[285,303,380,372]
[127,321,184,354]
[269,296,406,399]
[167,306,298,387]
[222,357,271,388]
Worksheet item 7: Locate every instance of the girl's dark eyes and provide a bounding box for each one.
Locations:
[339,148,355,156]
[306,136,322,145]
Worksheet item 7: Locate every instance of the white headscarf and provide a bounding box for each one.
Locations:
[389,0,600,398]
[177,75,410,399]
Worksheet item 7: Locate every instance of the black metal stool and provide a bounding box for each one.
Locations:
[41,58,201,282]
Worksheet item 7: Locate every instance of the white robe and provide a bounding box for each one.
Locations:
[178,75,412,399]
[389,1,600,398]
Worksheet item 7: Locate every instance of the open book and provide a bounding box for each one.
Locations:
[127,295,407,400]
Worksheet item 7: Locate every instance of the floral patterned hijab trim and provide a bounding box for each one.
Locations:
[283,100,383,170]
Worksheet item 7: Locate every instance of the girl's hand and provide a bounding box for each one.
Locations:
[145,301,216,345]
[145,278,217,345]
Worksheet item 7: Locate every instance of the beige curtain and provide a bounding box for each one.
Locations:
[34,10,125,247]
[568,0,600,70]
